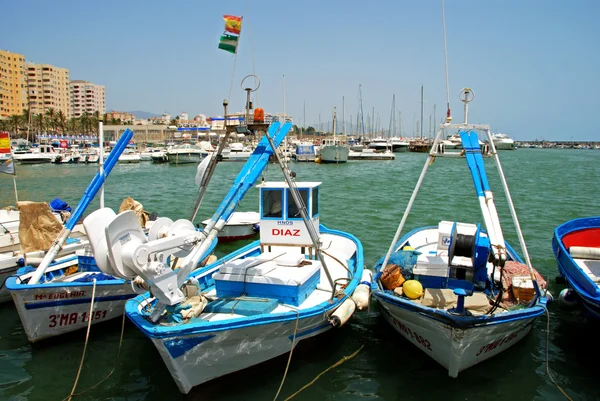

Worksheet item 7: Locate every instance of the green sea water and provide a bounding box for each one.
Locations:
[0,148,599,401]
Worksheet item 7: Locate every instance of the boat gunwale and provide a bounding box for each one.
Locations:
[371,225,548,329]
[125,225,364,340]
[553,216,600,301]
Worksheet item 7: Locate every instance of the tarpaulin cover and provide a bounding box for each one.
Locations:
[17,201,62,253]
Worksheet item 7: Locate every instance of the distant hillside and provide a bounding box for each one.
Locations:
[128,111,158,120]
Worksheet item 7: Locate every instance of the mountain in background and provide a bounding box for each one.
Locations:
[127,111,158,120]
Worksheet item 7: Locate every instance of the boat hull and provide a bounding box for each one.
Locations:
[318,145,349,163]
[167,152,202,165]
[372,225,547,376]
[149,311,332,393]
[126,226,363,393]
[8,276,136,342]
[552,217,600,318]
[375,294,538,377]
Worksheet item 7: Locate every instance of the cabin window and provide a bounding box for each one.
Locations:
[312,187,319,217]
[262,189,283,218]
[286,189,309,219]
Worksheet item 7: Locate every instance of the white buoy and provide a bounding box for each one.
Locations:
[329,298,356,328]
[351,269,373,310]
[558,288,577,307]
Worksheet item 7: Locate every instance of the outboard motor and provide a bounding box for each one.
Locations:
[447,222,490,289]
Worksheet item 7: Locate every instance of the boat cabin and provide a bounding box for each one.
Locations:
[258,181,320,250]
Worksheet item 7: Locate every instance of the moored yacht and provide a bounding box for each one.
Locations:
[13,144,60,164]
[167,143,203,165]
[491,133,516,150]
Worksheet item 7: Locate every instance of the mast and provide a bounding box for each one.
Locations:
[393,94,396,137]
[372,106,375,138]
[359,84,365,139]
[303,100,305,138]
[342,96,346,136]
[420,85,424,140]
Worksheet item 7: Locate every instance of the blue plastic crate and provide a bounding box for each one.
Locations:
[77,255,100,272]
[215,267,320,307]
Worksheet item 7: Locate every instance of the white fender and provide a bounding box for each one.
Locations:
[329,298,356,328]
[351,269,373,310]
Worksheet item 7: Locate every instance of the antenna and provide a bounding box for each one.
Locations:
[459,88,475,124]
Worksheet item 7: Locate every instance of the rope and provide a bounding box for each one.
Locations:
[62,312,127,400]
[273,308,300,401]
[281,344,364,401]
[245,0,258,106]
[544,307,573,401]
[64,278,97,401]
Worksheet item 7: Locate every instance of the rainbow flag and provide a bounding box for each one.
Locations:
[218,34,239,54]
[223,15,242,35]
[0,132,14,175]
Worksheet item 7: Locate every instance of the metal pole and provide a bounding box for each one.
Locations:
[420,86,424,139]
[99,120,104,208]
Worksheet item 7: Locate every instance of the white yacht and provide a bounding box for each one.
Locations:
[368,137,391,151]
[389,137,409,152]
[118,148,141,163]
[13,144,60,164]
[167,143,203,165]
[222,142,252,161]
[491,133,516,150]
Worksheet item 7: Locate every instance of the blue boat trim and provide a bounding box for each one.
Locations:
[163,335,216,359]
[24,294,136,310]
[290,321,331,341]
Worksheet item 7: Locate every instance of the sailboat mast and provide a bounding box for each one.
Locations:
[342,96,346,136]
[359,84,365,138]
[393,94,396,137]
[420,85,424,140]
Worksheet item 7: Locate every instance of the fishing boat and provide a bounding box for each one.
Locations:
[87,121,364,393]
[292,142,316,162]
[552,217,600,318]
[201,211,259,242]
[371,89,548,378]
[6,130,217,342]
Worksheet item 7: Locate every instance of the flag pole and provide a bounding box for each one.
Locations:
[13,175,18,204]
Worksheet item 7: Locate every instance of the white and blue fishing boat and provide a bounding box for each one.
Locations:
[371,89,549,378]
[87,121,365,393]
[6,130,218,342]
[552,217,600,318]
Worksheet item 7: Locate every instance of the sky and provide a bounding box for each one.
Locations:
[2,0,599,141]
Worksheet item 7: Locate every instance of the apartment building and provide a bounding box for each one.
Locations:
[26,62,71,118]
[71,80,105,118]
[105,111,135,122]
[0,50,27,118]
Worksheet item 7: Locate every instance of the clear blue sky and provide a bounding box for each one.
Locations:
[3,0,599,141]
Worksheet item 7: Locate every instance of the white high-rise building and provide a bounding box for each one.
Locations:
[70,80,105,118]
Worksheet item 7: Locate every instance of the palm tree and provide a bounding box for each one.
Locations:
[8,115,21,137]
[79,112,90,134]
[45,108,56,134]
[57,110,67,134]
[34,113,45,135]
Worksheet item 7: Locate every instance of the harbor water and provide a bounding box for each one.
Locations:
[0,148,598,400]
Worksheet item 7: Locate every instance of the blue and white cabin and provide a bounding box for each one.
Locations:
[258,181,320,253]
